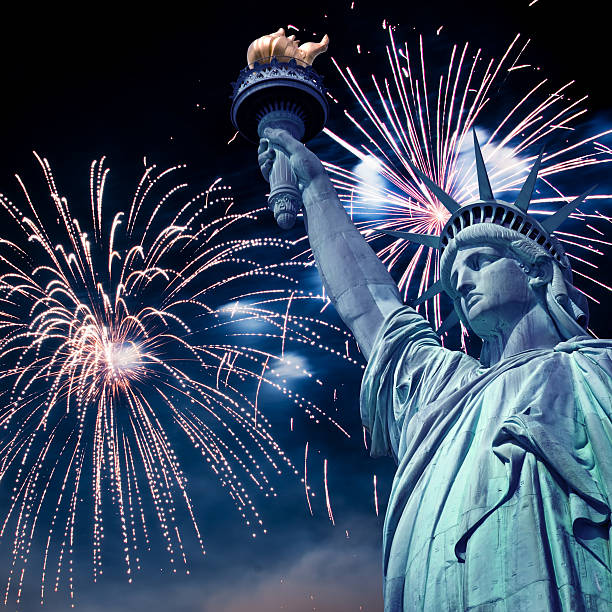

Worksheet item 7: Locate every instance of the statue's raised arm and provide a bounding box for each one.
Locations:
[259,126,612,612]
[259,127,403,359]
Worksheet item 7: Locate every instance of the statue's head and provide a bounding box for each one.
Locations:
[440,223,588,350]
[387,133,592,364]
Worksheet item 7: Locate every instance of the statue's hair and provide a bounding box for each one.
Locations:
[439,223,589,360]
[440,224,571,293]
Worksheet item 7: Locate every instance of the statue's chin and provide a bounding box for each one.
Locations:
[463,300,483,326]
[464,304,500,339]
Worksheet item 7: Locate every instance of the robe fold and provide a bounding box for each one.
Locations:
[360,307,612,611]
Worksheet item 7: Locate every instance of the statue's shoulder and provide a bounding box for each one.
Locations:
[553,336,612,354]
[553,336,612,379]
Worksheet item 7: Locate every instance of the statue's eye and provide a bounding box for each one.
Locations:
[475,254,497,270]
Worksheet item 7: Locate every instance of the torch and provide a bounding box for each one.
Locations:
[231,28,329,229]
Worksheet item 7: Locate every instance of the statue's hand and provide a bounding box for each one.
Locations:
[258,128,326,191]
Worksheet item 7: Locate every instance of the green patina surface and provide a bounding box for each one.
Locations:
[361,307,612,611]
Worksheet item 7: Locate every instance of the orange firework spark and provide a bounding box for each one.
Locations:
[0,155,358,606]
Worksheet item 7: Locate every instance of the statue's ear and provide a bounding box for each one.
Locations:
[527,257,553,288]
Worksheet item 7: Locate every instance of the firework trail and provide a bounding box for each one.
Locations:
[0,155,359,606]
[319,29,612,334]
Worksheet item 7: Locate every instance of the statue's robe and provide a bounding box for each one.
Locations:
[361,307,612,611]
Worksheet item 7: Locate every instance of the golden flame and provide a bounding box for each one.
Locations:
[247,27,329,68]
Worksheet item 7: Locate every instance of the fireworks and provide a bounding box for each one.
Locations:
[0,155,358,606]
[321,30,612,334]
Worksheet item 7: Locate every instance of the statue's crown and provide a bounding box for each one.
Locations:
[383,132,594,334]
[385,132,593,259]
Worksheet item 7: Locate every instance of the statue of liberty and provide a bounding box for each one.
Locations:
[258,128,612,611]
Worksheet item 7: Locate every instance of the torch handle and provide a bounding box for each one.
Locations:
[257,110,306,230]
[267,146,302,230]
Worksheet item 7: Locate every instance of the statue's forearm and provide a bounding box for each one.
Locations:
[302,175,402,359]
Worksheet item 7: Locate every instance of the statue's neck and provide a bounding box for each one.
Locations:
[484,302,563,366]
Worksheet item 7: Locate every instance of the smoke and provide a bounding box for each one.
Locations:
[455,126,532,202]
[33,535,383,612]
[201,538,383,612]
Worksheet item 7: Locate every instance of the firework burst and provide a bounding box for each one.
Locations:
[0,155,358,606]
[320,29,612,335]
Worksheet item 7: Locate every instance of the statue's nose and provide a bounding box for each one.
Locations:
[456,268,476,297]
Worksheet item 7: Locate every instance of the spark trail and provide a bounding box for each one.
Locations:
[321,30,612,334]
[0,155,358,606]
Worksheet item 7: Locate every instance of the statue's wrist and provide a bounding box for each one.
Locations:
[302,174,338,208]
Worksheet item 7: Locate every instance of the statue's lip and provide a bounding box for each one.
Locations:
[465,292,483,309]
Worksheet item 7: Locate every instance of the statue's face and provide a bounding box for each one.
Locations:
[449,245,537,337]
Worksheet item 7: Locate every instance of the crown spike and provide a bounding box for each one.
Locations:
[436,310,460,336]
[413,280,443,306]
[472,130,494,201]
[514,147,545,212]
[405,159,461,214]
[380,229,441,249]
[540,186,596,233]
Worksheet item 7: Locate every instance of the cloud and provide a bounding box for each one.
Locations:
[353,155,385,188]
[351,155,388,209]
[456,126,531,201]
[32,535,383,612]
[267,351,312,380]
[201,538,382,612]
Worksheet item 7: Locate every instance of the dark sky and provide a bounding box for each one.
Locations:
[1,2,611,611]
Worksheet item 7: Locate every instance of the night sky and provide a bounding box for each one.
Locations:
[1,2,611,611]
